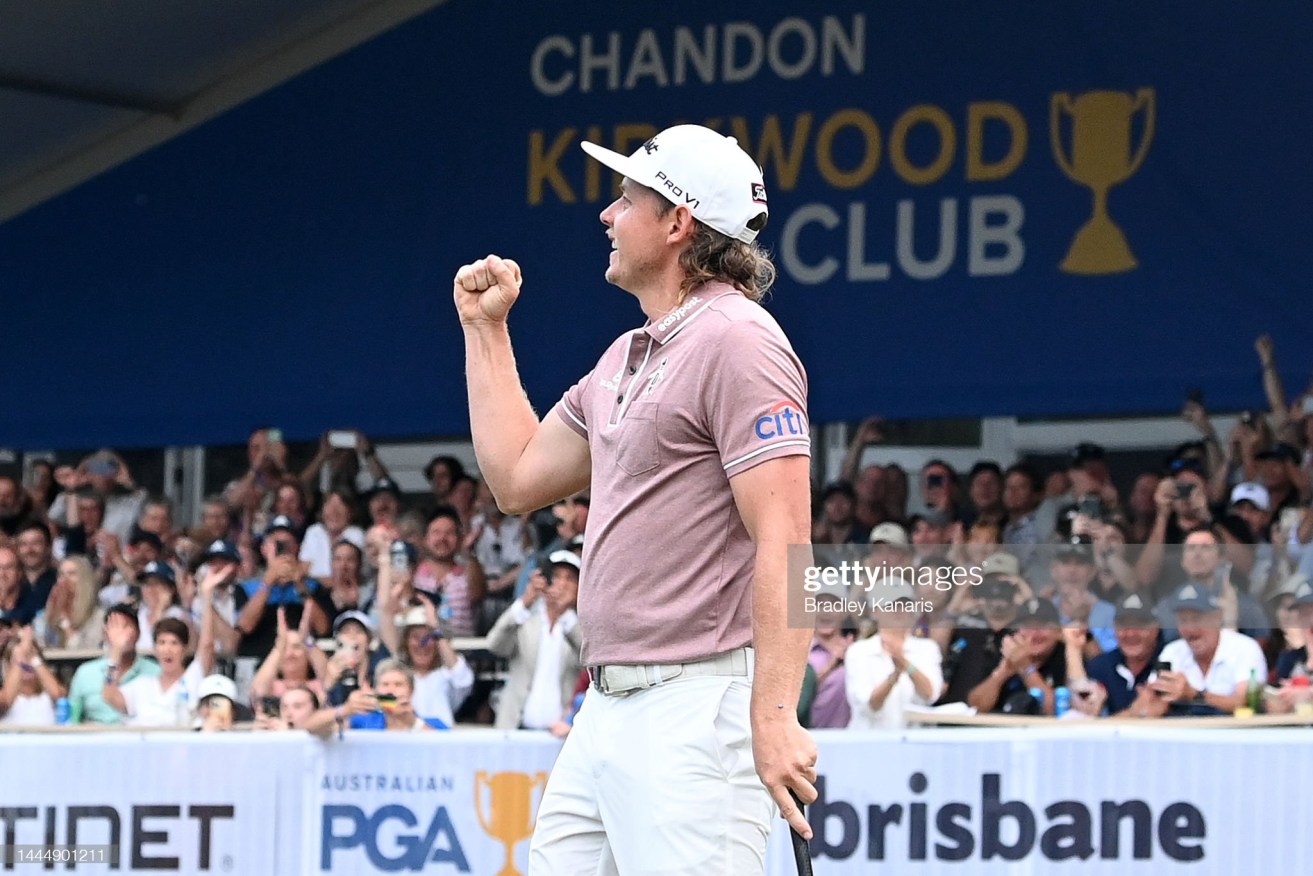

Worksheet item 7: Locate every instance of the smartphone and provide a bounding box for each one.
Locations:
[376,693,398,712]
[1175,481,1195,501]
[267,428,283,444]
[1077,495,1102,518]
[261,695,281,718]
[275,541,290,557]
[328,430,356,450]
[927,473,945,489]
[1154,660,1173,674]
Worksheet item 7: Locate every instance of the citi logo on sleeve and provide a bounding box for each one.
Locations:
[754,401,807,440]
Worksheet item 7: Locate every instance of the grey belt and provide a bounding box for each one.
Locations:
[589,647,752,697]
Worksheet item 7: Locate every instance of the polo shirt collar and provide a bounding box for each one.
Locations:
[641,285,737,345]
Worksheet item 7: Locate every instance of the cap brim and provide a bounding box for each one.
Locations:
[581,141,646,185]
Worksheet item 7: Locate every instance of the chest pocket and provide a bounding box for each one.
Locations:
[615,402,661,476]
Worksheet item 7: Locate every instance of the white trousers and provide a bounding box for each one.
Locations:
[529,675,774,875]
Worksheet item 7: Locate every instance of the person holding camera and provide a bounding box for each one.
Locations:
[937,552,1033,706]
[331,659,433,732]
[486,550,583,730]
[234,515,332,659]
[46,450,148,544]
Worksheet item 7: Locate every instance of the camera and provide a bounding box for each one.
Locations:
[375,693,398,712]
[1175,481,1196,501]
[978,574,1016,602]
[926,473,945,489]
[1077,495,1103,520]
[261,696,281,718]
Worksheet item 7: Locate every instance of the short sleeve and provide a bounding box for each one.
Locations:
[119,678,146,718]
[704,320,810,477]
[553,370,593,439]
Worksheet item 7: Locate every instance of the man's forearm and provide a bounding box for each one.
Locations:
[750,539,811,726]
[463,324,540,505]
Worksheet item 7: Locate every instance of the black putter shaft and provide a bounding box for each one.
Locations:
[789,789,814,876]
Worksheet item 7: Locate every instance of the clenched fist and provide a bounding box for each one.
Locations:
[454,254,523,325]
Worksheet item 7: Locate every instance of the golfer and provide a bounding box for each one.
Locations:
[454,124,817,874]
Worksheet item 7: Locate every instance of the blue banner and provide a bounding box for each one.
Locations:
[2,1,1310,448]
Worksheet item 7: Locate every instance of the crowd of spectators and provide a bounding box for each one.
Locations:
[0,430,587,737]
[1,336,1312,736]
[801,336,1313,728]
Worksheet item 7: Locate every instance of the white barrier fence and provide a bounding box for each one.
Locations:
[1,727,1309,874]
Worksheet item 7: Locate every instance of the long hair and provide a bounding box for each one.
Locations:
[651,195,776,303]
[64,555,99,634]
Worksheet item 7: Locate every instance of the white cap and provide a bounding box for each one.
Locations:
[399,606,430,629]
[581,125,769,243]
[197,674,238,703]
[1229,481,1271,511]
[868,522,909,546]
[547,550,582,572]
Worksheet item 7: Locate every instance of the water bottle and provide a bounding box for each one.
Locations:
[437,593,455,637]
[55,697,71,726]
[1028,686,1045,713]
[1054,686,1071,718]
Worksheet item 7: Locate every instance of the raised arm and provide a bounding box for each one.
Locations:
[455,255,591,514]
[729,453,818,840]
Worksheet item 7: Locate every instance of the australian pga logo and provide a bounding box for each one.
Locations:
[754,401,807,440]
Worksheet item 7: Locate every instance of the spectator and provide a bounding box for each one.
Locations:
[937,565,1031,706]
[1256,443,1306,517]
[1049,537,1117,655]
[413,506,485,637]
[47,450,147,543]
[103,605,215,726]
[469,479,533,596]
[0,625,66,726]
[485,550,584,730]
[838,417,890,534]
[254,684,322,732]
[448,475,479,530]
[299,430,391,508]
[844,595,943,729]
[66,604,161,724]
[882,464,910,522]
[1150,528,1269,643]
[0,474,40,538]
[56,487,106,565]
[1002,463,1045,580]
[250,606,329,708]
[1071,593,1164,716]
[301,489,366,580]
[419,455,466,517]
[15,521,56,614]
[966,461,1006,527]
[1125,471,1162,544]
[196,674,243,732]
[0,545,38,627]
[322,610,389,708]
[365,478,403,531]
[134,496,175,543]
[95,529,162,608]
[812,482,863,545]
[234,515,332,659]
[1151,584,1267,715]
[190,539,245,658]
[919,459,961,521]
[135,561,190,653]
[1226,482,1276,596]
[376,555,473,728]
[270,479,311,535]
[1266,576,1313,714]
[1135,460,1217,596]
[1035,443,1116,542]
[514,495,587,599]
[41,556,104,650]
[805,596,854,728]
[1264,573,1307,683]
[196,496,235,545]
[1089,518,1138,603]
[324,540,372,626]
[224,427,289,531]
[24,461,57,517]
[337,659,434,732]
[966,598,1069,716]
[908,511,953,567]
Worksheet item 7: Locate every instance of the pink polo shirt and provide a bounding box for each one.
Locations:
[553,283,810,666]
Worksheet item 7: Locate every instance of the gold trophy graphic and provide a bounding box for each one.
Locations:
[1050,88,1155,274]
[476,770,548,876]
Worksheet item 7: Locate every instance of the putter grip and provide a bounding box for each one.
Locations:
[788,789,814,876]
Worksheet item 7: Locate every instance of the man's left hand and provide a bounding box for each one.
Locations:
[752,716,818,840]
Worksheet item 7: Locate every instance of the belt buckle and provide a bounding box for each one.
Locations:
[589,666,607,694]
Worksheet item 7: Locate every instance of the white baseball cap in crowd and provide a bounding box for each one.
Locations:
[547,550,582,572]
[197,674,238,704]
[1229,481,1271,511]
[581,125,769,243]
